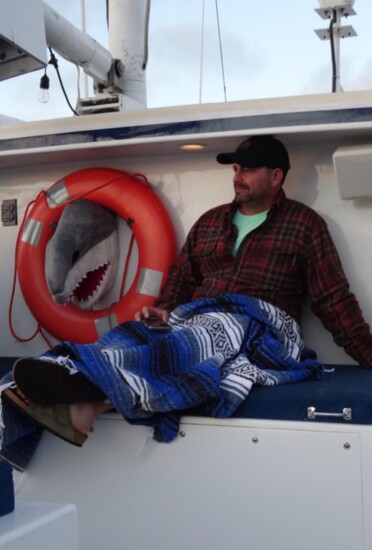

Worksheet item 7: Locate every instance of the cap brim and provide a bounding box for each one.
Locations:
[216,151,258,167]
[216,152,236,164]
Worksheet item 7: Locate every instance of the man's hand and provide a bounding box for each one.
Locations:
[134,306,170,322]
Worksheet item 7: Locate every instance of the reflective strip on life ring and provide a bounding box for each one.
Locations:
[17,168,177,343]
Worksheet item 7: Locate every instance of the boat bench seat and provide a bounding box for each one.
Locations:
[232,363,372,425]
[1,358,371,426]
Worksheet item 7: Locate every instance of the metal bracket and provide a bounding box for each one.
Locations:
[314,6,356,20]
[314,25,357,40]
[314,6,356,19]
[77,93,123,115]
[307,406,352,421]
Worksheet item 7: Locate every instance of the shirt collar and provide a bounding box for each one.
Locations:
[227,188,286,223]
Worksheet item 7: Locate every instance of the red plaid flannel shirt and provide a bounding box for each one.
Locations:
[156,189,372,367]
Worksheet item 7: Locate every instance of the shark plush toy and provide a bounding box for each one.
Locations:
[45,198,119,310]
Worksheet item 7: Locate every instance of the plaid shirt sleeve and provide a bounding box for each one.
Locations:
[304,217,372,367]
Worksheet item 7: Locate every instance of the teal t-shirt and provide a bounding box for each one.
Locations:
[232,209,268,256]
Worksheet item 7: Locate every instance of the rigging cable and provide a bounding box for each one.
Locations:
[199,0,206,103]
[329,9,338,93]
[215,0,227,102]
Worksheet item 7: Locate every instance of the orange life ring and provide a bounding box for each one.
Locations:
[17,167,177,343]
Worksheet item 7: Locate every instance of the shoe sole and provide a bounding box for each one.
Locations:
[2,388,87,447]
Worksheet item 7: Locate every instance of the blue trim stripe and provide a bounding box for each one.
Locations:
[1,107,372,152]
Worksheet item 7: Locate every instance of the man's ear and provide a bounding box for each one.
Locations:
[271,168,284,188]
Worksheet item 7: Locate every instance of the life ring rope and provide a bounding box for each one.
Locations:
[9,190,53,347]
[13,168,177,344]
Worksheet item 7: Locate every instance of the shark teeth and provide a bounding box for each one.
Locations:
[69,262,111,310]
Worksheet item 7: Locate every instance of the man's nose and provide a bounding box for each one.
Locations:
[233,168,244,181]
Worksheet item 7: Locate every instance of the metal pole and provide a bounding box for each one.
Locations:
[108,0,148,109]
[333,9,342,92]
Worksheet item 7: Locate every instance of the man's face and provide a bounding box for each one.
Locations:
[232,164,281,214]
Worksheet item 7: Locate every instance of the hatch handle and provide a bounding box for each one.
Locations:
[307,406,352,421]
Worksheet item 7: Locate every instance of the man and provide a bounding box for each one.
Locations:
[2,135,372,462]
[138,135,372,368]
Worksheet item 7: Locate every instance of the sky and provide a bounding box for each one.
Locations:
[1,0,372,122]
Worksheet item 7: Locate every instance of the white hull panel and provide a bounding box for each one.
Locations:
[15,414,372,550]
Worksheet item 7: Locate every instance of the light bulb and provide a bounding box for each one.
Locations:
[38,87,49,103]
[38,73,50,104]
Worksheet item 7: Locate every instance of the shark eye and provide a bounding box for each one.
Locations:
[72,250,80,265]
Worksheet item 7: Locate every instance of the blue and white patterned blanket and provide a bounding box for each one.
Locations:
[0,294,323,470]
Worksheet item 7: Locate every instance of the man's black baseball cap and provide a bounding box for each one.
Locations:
[216,135,290,174]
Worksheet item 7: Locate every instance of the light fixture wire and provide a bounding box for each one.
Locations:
[48,48,80,116]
